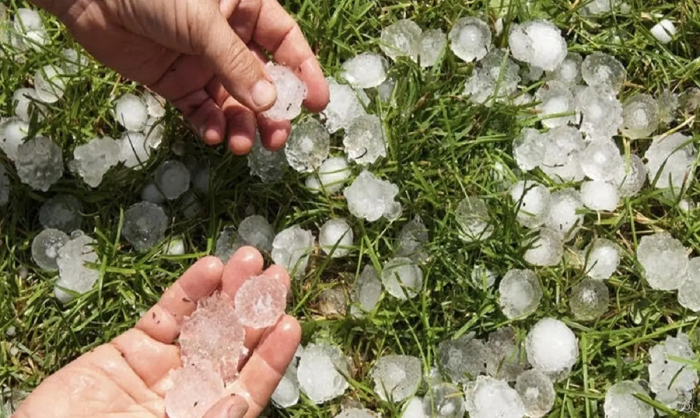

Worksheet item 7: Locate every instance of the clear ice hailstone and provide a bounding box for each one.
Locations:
[620,94,659,139]
[546,52,582,85]
[31,228,69,271]
[464,376,526,418]
[285,118,330,173]
[541,126,586,182]
[510,180,551,228]
[455,196,493,242]
[515,370,555,418]
[380,19,422,62]
[499,268,542,319]
[422,383,466,418]
[535,82,576,128]
[637,232,688,291]
[650,19,676,44]
[234,275,287,329]
[657,89,679,124]
[418,29,447,68]
[575,86,624,140]
[1,118,29,160]
[179,292,246,381]
[569,279,609,321]
[61,48,89,75]
[141,182,165,204]
[39,194,82,233]
[12,8,48,51]
[613,154,647,198]
[214,226,243,264]
[238,214,275,253]
[370,355,422,402]
[402,397,426,418]
[114,93,148,132]
[526,317,579,381]
[54,232,99,304]
[341,53,387,89]
[334,408,376,418]
[512,128,545,171]
[437,333,488,384]
[322,78,367,134]
[34,65,66,104]
[603,380,655,418]
[463,49,521,104]
[153,160,190,200]
[350,264,382,317]
[318,288,348,316]
[581,52,626,94]
[678,258,700,312]
[14,136,64,192]
[118,131,151,169]
[471,266,497,288]
[524,228,564,267]
[343,114,387,165]
[395,215,429,262]
[164,360,224,418]
[545,188,584,241]
[319,218,354,258]
[344,170,401,222]
[381,257,423,300]
[580,180,619,211]
[307,156,351,194]
[484,326,527,382]
[165,237,185,255]
[448,17,491,63]
[121,201,168,251]
[272,363,300,408]
[648,334,698,411]
[585,238,620,280]
[247,134,287,183]
[644,132,695,191]
[378,77,396,103]
[13,88,45,122]
[297,342,351,404]
[271,225,314,278]
[508,20,567,71]
[0,164,8,206]
[142,91,166,119]
[72,137,121,188]
[263,64,307,121]
[580,139,624,182]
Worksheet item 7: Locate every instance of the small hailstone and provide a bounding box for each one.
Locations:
[164,361,225,418]
[512,128,545,171]
[679,258,700,312]
[471,266,497,288]
[34,65,67,104]
[343,114,387,165]
[463,49,521,104]
[114,93,148,132]
[494,17,504,36]
[121,202,168,251]
[142,91,166,119]
[1,118,29,160]
[546,52,582,85]
[650,19,676,44]
[39,194,82,233]
[438,333,488,384]
[484,327,527,382]
[144,118,164,150]
[318,288,347,316]
[524,228,564,267]
[319,218,354,258]
[263,64,307,121]
[307,156,351,194]
[350,264,382,317]
[583,0,619,14]
[541,126,586,182]
[234,275,287,329]
[61,48,89,75]
[604,380,655,418]
[575,85,624,140]
[464,376,526,418]
[118,131,151,169]
[648,334,698,411]
[370,355,422,402]
[31,229,69,271]
[377,77,396,103]
[535,82,576,128]
[526,317,579,381]
[165,237,185,255]
[657,89,678,123]
[285,118,330,173]
[679,88,700,113]
[72,137,121,187]
[13,88,45,122]
[499,268,542,319]
[238,215,274,253]
[585,238,620,280]
[637,232,688,291]
[12,8,49,51]
[455,196,493,242]
[141,182,166,204]
[448,17,491,63]
[380,19,422,62]
[402,397,426,418]
[581,52,626,93]
[569,279,609,320]
[644,132,695,191]
[297,342,351,404]
[344,170,401,222]
[620,94,659,139]
[545,188,584,241]
[418,29,447,68]
[247,134,287,182]
[14,136,64,192]
[580,180,619,211]
[54,232,99,304]
[271,225,314,278]
[322,78,368,133]
[515,370,555,418]
[510,180,551,228]
[341,53,387,89]
[381,257,423,300]
[153,160,190,200]
[272,363,300,408]
[395,216,429,262]
[614,154,647,198]
[422,383,466,417]
[214,226,243,264]
[508,20,567,71]
[580,140,624,182]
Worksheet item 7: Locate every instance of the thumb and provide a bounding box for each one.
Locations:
[203,394,250,418]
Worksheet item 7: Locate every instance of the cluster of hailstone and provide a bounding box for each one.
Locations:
[380,19,447,68]
[112,91,166,172]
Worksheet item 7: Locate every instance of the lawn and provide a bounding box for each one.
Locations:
[2,0,700,417]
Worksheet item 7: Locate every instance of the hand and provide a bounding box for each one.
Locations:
[34,0,329,154]
[13,247,300,418]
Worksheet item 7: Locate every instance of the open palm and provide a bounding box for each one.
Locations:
[14,247,300,418]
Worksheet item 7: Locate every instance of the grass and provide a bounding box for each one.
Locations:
[1,0,700,416]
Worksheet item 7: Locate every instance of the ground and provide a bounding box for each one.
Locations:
[1,0,700,417]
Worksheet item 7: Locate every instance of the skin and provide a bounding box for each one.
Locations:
[14,247,301,418]
[31,0,330,154]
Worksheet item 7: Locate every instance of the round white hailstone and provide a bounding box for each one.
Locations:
[603,380,655,418]
[535,82,576,128]
[114,93,148,132]
[515,370,556,418]
[448,17,491,63]
[1,118,29,160]
[343,170,401,222]
[296,342,350,404]
[613,154,647,198]
[498,269,542,319]
[581,52,626,93]
[380,19,423,62]
[271,226,314,278]
[580,139,624,182]
[422,383,466,417]
[620,94,659,139]
[31,228,69,271]
[164,361,225,418]
[343,114,387,166]
[636,232,688,291]
[678,198,695,213]
[121,201,168,251]
[153,160,190,200]
[285,118,330,173]
[263,64,307,121]
[650,19,676,44]
[322,77,368,134]
[271,364,300,408]
[418,29,447,68]
[524,228,564,267]
[464,376,526,418]
[657,89,678,124]
[307,156,350,194]
[545,188,584,241]
[526,318,579,380]
[13,8,49,51]
[13,88,45,122]
[34,65,66,104]
[575,85,624,140]
[341,53,387,89]
[510,180,551,228]
[455,196,493,242]
[678,258,700,312]
[370,355,422,402]
[234,275,288,329]
[165,237,185,256]
[319,218,354,258]
[541,126,586,183]
[118,131,151,169]
[470,265,497,288]
[508,20,567,71]
[401,397,425,418]
[644,132,696,191]
[580,180,619,211]
[585,238,620,280]
[546,52,583,85]
[569,279,609,321]
[512,128,546,172]
[381,257,423,300]
[14,136,64,192]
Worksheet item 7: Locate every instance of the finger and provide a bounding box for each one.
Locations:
[221,246,265,296]
[257,116,291,151]
[203,394,249,418]
[225,0,263,43]
[111,329,181,391]
[221,96,258,155]
[206,46,268,107]
[148,55,214,102]
[173,91,226,145]
[135,256,224,344]
[229,316,301,418]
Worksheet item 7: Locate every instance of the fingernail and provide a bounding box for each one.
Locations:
[252,80,277,109]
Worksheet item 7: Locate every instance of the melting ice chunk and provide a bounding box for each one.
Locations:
[263,63,307,121]
[508,20,567,71]
[271,363,300,408]
[344,170,401,222]
[370,355,422,402]
[31,228,69,271]
[297,342,350,404]
[584,238,620,280]
[455,196,493,242]
[524,228,563,267]
[620,94,659,139]
[464,376,526,418]
[422,383,466,418]
[238,214,275,253]
[581,52,626,93]
[569,279,609,321]
[54,232,99,304]
[381,257,423,300]
[418,29,447,68]
[580,180,619,212]
[380,19,422,62]
[603,380,655,418]
[350,264,382,317]
[498,268,542,319]
[285,118,330,173]
[343,114,387,166]
[271,225,314,278]
[72,137,121,188]
[14,136,63,192]
[234,275,287,329]
[648,334,698,411]
[636,231,688,291]
[322,78,368,134]
[341,53,387,89]
[515,370,555,418]
[448,17,491,63]
[154,160,190,200]
[526,317,579,381]
[437,333,487,384]
[121,201,168,251]
[319,218,354,258]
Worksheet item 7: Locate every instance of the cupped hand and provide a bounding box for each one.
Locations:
[35,0,329,154]
[14,247,300,418]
